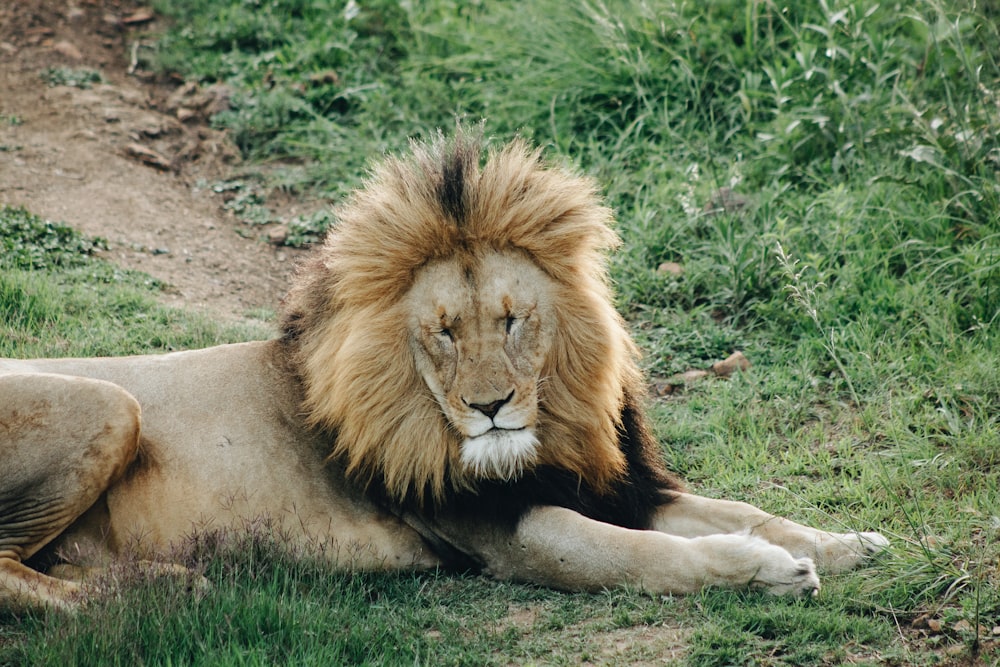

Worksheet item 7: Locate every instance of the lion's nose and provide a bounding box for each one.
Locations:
[466,391,514,419]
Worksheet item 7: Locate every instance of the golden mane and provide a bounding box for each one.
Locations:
[281,130,643,505]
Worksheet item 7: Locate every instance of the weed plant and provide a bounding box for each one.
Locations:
[41,67,105,89]
[3,0,999,663]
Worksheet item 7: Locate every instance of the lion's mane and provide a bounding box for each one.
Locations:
[281,129,663,507]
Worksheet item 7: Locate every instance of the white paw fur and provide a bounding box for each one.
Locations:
[814,531,890,573]
[746,538,820,597]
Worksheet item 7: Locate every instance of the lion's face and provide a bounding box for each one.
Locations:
[283,131,636,504]
[407,249,557,480]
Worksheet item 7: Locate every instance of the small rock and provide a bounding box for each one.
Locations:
[951,619,988,636]
[657,261,683,276]
[116,88,147,106]
[139,123,165,138]
[0,42,17,56]
[25,26,55,38]
[953,619,972,633]
[267,225,289,245]
[711,351,751,377]
[124,142,171,170]
[165,81,233,119]
[52,40,84,61]
[665,369,710,385]
[650,381,677,397]
[122,8,156,25]
[176,107,198,123]
[202,83,232,116]
[152,247,170,255]
[165,81,199,111]
[66,7,87,22]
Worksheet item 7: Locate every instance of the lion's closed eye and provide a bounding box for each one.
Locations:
[505,315,526,336]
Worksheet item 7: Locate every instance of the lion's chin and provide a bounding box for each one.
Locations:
[460,429,539,480]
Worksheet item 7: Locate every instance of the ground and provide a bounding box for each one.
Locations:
[0,0,310,321]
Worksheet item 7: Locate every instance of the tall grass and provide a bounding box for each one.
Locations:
[2,0,998,663]
[150,0,998,328]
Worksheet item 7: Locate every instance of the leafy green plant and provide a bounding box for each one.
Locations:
[41,67,104,89]
[286,209,334,247]
[0,206,106,270]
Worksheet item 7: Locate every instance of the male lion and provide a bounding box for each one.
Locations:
[0,131,887,612]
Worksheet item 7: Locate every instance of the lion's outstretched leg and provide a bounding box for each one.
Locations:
[479,506,820,597]
[0,373,141,611]
[651,492,888,573]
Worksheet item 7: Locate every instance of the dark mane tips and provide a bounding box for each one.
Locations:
[438,147,467,224]
[423,126,485,226]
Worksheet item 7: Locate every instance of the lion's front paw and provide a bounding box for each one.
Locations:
[750,542,820,597]
[815,531,889,573]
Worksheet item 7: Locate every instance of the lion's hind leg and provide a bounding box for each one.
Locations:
[0,373,141,612]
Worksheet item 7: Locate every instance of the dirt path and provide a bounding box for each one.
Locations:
[0,0,309,321]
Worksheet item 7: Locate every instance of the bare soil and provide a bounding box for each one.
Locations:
[0,0,310,322]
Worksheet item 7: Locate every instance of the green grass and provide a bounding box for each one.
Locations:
[41,67,105,89]
[3,0,1000,663]
[0,207,268,358]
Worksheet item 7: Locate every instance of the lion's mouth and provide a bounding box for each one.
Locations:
[459,428,539,480]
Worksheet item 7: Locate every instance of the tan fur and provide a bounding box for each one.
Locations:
[0,131,887,613]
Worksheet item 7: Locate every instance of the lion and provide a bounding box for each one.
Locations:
[0,130,887,612]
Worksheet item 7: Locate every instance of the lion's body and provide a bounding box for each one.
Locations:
[1,342,435,575]
[0,132,886,612]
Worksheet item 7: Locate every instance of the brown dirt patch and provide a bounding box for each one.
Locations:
[0,0,311,322]
[496,602,690,666]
